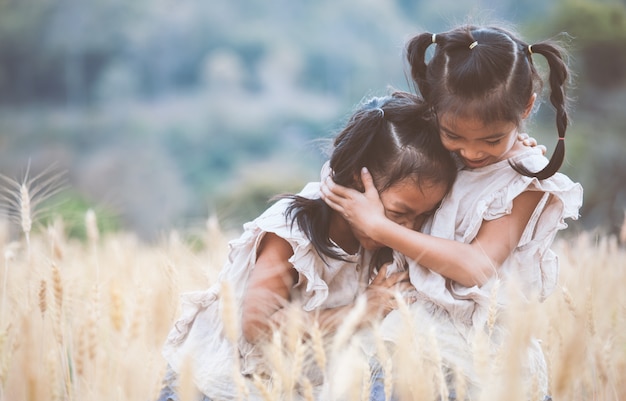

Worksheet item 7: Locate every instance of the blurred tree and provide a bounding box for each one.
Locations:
[0,0,132,105]
[2,0,623,237]
[549,0,626,88]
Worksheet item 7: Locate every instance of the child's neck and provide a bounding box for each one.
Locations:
[328,213,360,255]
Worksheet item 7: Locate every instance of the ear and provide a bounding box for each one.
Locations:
[522,93,537,119]
[351,172,365,192]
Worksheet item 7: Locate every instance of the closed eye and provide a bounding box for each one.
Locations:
[388,210,405,218]
[442,131,460,141]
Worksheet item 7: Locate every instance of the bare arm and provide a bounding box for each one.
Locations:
[321,168,543,287]
[241,232,413,343]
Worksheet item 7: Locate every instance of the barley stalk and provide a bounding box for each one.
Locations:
[85,209,100,245]
[109,281,124,332]
[585,288,595,337]
[251,374,273,401]
[75,325,87,378]
[300,376,315,401]
[125,289,145,345]
[360,358,371,401]
[88,284,99,362]
[0,202,623,400]
[310,320,327,372]
[486,279,501,340]
[453,365,467,401]
[427,326,448,400]
[51,262,64,345]
[219,281,248,400]
[0,324,12,387]
[560,285,577,319]
[292,335,306,390]
[47,349,62,401]
[178,357,199,401]
[219,281,239,344]
[266,330,287,395]
[331,295,366,355]
[46,218,65,261]
[38,279,47,318]
[551,320,587,398]
[529,372,542,401]
[1,164,67,256]
[19,183,32,248]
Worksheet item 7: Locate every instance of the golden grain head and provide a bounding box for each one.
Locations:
[0,215,624,400]
[0,164,67,240]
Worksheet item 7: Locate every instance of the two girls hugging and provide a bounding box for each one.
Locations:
[158,24,583,401]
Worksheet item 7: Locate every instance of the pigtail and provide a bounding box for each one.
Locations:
[331,107,387,187]
[406,33,437,100]
[284,99,388,263]
[512,42,569,180]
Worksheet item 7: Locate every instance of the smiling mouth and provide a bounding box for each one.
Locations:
[463,157,489,168]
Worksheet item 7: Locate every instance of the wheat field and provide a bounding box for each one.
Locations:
[0,207,624,400]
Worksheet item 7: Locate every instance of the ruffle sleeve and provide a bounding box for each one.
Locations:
[458,152,582,243]
[249,183,341,311]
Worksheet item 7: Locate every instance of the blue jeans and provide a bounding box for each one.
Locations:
[155,366,213,401]
[368,360,551,401]
[369,371,458,401]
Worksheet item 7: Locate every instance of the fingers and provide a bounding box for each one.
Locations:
[393,280,415,294]
[524,137,538,147]
[320,178,346,213]
[371,265,409,288]
[366,277,417,316]
[370,263,389,285]
[320,175,362,205]
[360,167,377,195]
[320,161,332,182]
[321,194,344,214]
[323,175,351,198]
[518,133,547,154]
[385,270,410,286]
[518,133,537,147]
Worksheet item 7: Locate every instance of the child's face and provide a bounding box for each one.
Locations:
[354,178,448,250]
[438,113,520,169]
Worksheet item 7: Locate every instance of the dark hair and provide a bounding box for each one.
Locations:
[406,25,570,180]
[284,91,457,262]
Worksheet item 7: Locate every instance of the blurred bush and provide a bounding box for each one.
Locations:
[0,0,624,239]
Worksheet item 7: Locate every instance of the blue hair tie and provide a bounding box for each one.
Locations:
[363,96,390,117]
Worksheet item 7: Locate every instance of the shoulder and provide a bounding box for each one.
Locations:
[250,181,321,241]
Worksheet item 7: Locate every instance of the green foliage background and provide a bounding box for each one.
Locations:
[1,0,625,240]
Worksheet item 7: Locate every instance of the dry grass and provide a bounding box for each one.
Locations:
[0,210,624,400]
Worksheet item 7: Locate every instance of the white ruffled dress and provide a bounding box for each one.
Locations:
[379,148,583,397]
[161,182,373,400]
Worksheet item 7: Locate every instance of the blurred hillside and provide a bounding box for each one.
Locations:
[1,0,625,240]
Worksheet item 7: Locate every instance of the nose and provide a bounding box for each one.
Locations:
[459,147,483,161]
[398,218,414,230]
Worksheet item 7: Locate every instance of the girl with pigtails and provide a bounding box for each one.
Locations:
[322,25,583,400]
[157,91,458,401]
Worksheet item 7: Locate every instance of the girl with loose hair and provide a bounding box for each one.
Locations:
[157,91,457,401]
[322,24,583,400]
